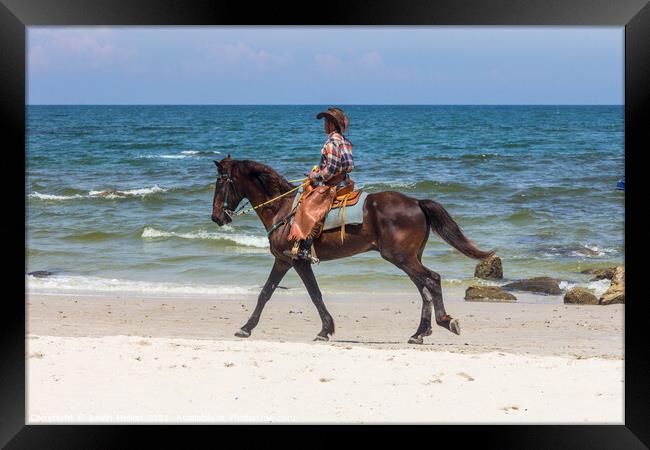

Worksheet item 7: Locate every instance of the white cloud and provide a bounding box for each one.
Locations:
[314,50,385,72]
[28,29,136,71]
[184,41,291,75]
[357,51,384,68]
[314,53,344,70]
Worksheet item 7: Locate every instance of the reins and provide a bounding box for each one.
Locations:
[221,173,310,219]
[234,180,310,216]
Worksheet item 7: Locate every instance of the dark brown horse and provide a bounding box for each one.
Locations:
[211,156,493,344]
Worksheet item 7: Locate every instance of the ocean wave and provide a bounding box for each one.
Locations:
[141,226,268,248]
[361,180,473,193]
[89,185,167,198]
[105,142,178,150]
[158,154,189,159]
[63,230,125,242]
[133,125,192,132]
[29,186,167,201]
[104,142,180,150]
[540,244,618,258]
[181,150,222,156]
[508,186,592,203]
[139,150,222,159]
[458,153,500,161]
[29,192,84,201]
[506,208,547,223]
[559,278,611,297]
[503,142,532,149]
[26,274,256,296]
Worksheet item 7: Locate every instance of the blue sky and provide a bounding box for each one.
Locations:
[27,27,623,105]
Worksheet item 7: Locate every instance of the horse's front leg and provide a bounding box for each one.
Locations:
[293,260,335,341]
[235,258,291,338]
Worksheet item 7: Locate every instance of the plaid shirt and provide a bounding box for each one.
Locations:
[313,132,354,183]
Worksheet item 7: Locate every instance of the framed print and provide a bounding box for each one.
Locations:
[3,0,649,447]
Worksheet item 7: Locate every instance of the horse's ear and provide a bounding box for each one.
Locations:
[226,153,231,160]
[213,160,221,169]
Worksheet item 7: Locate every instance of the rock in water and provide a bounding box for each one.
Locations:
[502,277,562,295]
[464,286,516,302]
[28,270,52,278]
[564,287,599,305]
[474,255,503,280]
[580,266,617,281]
[600,266,625,305]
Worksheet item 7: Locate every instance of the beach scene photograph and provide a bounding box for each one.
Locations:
[26,27,624,423]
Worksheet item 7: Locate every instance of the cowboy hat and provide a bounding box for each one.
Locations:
[316,107,349,133]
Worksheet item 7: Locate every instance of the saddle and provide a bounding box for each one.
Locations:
[287,176,362,243]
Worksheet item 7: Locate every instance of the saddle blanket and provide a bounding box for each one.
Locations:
[290,188,368,232]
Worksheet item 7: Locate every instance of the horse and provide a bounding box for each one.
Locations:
[211,155,494,344]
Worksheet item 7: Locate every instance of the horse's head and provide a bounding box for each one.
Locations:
[211,155,245,226]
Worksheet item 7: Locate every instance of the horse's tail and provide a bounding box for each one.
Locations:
[419,199,494,260]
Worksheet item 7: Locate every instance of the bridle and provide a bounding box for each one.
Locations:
[217,172,248,219]
[216,169,310,231]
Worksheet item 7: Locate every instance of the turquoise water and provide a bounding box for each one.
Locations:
[26,105,624,297]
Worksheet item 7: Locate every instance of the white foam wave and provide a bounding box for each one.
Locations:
[181,150,222,155]
[26,275,256,297]
[30,186,167,201]
[359,181,415,190]
[89,185,167,198]
[158,154,189,159]
[559,278,611,297]
[29,192,83,201]
[580,244,618,257]
[542,244,619,259]
[588,279,613,297]
[141,150,221,159]
[142,227,267,248]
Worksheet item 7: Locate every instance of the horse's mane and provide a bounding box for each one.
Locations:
[235,160,295,196]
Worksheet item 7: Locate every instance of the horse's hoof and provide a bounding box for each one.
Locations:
[234,329,251,338]
[408,336,424,345]
[314,335,329,342]
[449,319,461,335]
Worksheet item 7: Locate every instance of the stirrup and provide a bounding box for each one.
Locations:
[283,244,319,264]
[282,250,319,264]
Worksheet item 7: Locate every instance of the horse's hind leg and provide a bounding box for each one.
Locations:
[409,277,434,344]
[386,256,460,343]
[293,260,335,341]
[418,264,460,335]
[235,258,291,338]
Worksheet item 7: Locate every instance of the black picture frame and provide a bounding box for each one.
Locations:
[3,0,648,447]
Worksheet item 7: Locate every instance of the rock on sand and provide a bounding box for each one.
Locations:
[564,288,599,305]
[474,255,503,280]
[580,267,618,282]
[502,277,562,295]
[599,266,625,305]
[465,286,516,302]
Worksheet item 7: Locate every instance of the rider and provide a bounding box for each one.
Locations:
[311,107,354,187]
[287,107,354,262]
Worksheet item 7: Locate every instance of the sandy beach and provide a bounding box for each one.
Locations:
[26,290,624,423]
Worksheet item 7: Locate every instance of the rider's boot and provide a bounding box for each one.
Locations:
[284,238,318,264]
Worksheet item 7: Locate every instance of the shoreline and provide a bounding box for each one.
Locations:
[27,291,623,358]
[25,271,615,303]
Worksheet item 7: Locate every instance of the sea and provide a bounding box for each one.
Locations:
[26,105,624,301]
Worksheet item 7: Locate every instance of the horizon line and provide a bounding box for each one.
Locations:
[27,103,624,107]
